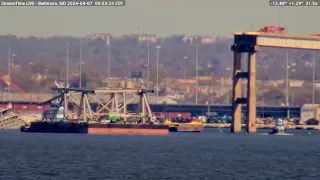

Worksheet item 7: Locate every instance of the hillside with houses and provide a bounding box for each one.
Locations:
[0,34,319,105]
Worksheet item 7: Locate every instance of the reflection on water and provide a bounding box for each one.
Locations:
[0,129,320,180]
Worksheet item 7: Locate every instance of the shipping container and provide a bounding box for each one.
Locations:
[152,112,192,120]
[0,104,7,109]
[12,104,26,112]
[10,103,46,113]
[152,112,165,119]
[43,105,51,110]
[167,112,191,119]
[152,112,192,119]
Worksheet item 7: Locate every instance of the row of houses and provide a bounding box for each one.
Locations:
[87,33,216,45]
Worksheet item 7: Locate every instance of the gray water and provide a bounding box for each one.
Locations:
[1,129,320,180]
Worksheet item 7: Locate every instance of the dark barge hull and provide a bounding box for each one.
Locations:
[21,121,169,136]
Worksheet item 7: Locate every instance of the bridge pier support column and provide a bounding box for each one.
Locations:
[246,52,257,133]
[231,52,242,133]
[231,33,259,134]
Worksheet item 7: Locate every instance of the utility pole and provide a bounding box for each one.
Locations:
[147,39,150,88]
[79,38,83,88]
[312,51,316,105]
[66,41,69,87]
[7,39,11,103]
[226,67,231,104]
[156,46,161,102]
[184,56,188,79]
[286,49,290,118]
[137,27,141,52]
[195,44,199,104]
[286,50,289,106]
[107,35,111,80]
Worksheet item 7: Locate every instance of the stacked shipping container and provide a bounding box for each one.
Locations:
[152,112,191,119]
[0,103,50,113]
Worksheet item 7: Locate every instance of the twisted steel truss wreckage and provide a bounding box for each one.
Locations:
[0,104,24,129]
[40,83,156,123]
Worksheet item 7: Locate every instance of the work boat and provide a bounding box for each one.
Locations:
[269,119,293,136]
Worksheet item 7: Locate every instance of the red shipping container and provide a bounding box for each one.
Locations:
[44,105,51,110]
[12,104,25,111]
[152,112,165,119]
[28,104,43,112]
[0,103,48,113]
[0,104,7,109]
[11,103,44,113]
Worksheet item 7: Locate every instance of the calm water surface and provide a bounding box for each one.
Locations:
[0,129,320,180]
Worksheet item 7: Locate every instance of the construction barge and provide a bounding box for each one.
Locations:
[20,84,170,136]
[21,121,169,135]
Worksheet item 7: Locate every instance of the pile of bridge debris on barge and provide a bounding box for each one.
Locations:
[0,104,25,129]
[20,82,171,136]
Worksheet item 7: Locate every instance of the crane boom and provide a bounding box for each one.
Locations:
[1,75,31,101]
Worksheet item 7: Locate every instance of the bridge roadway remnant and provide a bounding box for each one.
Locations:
[127,104,300,118]
[231,32,320,133]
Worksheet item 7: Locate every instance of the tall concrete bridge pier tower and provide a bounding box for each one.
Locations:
[231,32,320,133]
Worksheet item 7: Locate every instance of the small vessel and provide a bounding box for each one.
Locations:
[166,115,204,132]
[268,118,293,136]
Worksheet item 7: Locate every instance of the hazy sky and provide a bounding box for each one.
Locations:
[0,0,319,37]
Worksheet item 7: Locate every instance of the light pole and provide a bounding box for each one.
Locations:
[195,44,199,104]
[79,62,84,88]
[210,72,214,104]
[184,56,187,79]
[107,35,111,80]
[312,51,316,105]
[45,69,48,88]
[7,39,11,103]
[285,49,290,119]
[226,67,231,104]
[147,39,150,88]
[285,50,289,107]
[66,41,69,87]
[156,46,161,102]
[79,38,83,88]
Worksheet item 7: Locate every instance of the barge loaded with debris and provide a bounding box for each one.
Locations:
[0,104,24,129]
[20,83,169,136]
[21,121,169,135]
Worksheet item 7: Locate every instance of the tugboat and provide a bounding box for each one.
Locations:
[166,114,204,133]
[268,118,293,136]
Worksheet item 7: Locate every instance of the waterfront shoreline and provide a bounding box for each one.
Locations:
[205,123,320,130]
